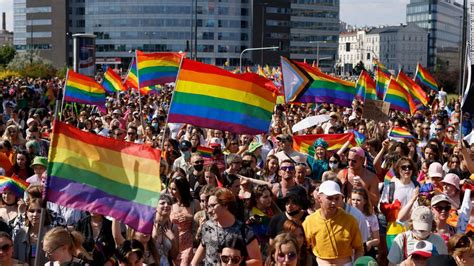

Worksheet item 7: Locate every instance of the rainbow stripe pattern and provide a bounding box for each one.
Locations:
[397,71,428,106]
[415,63,438,92]
[389,126,415,139]
[0,176,29,198]
[295,62,356,107]
[355,70,377,101]
[136,50,184,88]
[45,122,162,233]
[375,68,391,100]
[444,137,457,147]
[168,59,278,135]
[384,79,416,114]
[64,70,106,106]
[196,146,213,159]
[125,58,139,90]
[293,133,357,156]
[102,67,125,93]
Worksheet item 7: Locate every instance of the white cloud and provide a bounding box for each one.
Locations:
[341,0,410,27]
[0,0,13,31]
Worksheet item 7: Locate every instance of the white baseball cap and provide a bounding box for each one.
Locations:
[318,181,343,196]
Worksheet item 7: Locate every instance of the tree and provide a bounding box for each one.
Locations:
[7,51,57,78]
[0,45,16,67]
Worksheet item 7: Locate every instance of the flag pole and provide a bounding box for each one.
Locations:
[35,82,63,265]
[59,68,70,121]
[160,52,185,151]
[135,50,145,133]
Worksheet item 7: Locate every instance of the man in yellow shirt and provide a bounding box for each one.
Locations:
[303,180,364,265]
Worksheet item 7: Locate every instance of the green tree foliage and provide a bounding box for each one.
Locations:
[7,51,57,78]
[0,45,16,67]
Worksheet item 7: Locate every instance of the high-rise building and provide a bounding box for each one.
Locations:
[0,13,14,46]
[406,0,463,71]
[13,0,340,71]
[13,0,67,68]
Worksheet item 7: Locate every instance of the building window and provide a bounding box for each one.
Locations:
[346,42,350,52]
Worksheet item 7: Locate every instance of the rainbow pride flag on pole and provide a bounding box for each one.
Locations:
[136,50,184,88]
[415,63,438,92]
[293,133,356,156]
[168,59,278,135]
[125,58,139,90]
[384,79,416,114]
[355,70,377,101]
[45,122,162,233]
[294,61,356,107]
[397,71,428,106]
[64,69,106,106]
[375,68,391,100]
[389,126,415,139]
[102,67,125,93]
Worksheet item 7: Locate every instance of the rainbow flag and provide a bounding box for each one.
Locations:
[389,126,415,139]
[196,146,213,159]
[64,69,106,106]
[136,50,184,88]
[397,71,428,106]
[0,176,29,198]
[353,130,366,145]
[415,63,438,92]
[294,62,356,107]
[257,65,266,77]
[293,133,356,156]
[355,70,377,101]
[45,122,161,233]
[384,168,396,184]
[102,67,125,93]
[168,59,278,135]
[140,85,161,95]
[373,59,390,75]
[375,68,391,100]
[125,58,139,89]
[384,79,416,114]
[444,137,458,147]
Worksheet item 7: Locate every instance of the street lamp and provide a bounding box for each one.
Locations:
[239,46,279,73]
[309,41,327,67]
[145,32,155,52]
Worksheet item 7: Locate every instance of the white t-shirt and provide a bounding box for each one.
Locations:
[388,230,447,264]
[344,204,370,243]
[380,177,416,207]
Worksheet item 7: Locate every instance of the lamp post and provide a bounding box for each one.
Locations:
[309,41,327,67]
[240,46,279,73]
[145,32,155,52]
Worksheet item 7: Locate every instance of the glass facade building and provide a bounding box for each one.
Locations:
[407,0,463,71]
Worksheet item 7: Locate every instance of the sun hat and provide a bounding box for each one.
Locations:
[441,173,460,190]
[248,142,263,153]
[411,206,433,231]
[430,194,451,207]
[318,180,343,196]
[428,162,444,178]
[30,156,48,168]
[410,240,434,258]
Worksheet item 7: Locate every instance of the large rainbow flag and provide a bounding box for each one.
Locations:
[415,63,438,92]
[375,68,391,100]
[102,67,125,93]
[125,58,139,89]
[384,78,416,114]
[355,70,377,101]
[45,122,162,233]
[168,59,278,135]
[64,69,106,106]
[294,62,356,107]
[136,50,184,88]
[397,71,428,106]
[293,133,356,156]
[0,175,29,198]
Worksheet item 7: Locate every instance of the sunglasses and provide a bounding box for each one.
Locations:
[434,205,451,212]
[0,244,11,252]
[400,165,413,171]
[277,251,297,262]
[280,166,295,171]
[28,209,42,213]
[194,160,204,165]
[329,160,338,163]
[348,159,358,164]
[220,255,242,264]
[435,128,444,131]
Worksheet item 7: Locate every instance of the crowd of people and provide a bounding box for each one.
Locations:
[0,73,473,266]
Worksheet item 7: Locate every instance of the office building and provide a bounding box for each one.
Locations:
[407,0,464,71]
[0,13,14,46]
[13,0,67,68]
[14,0,340,70]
